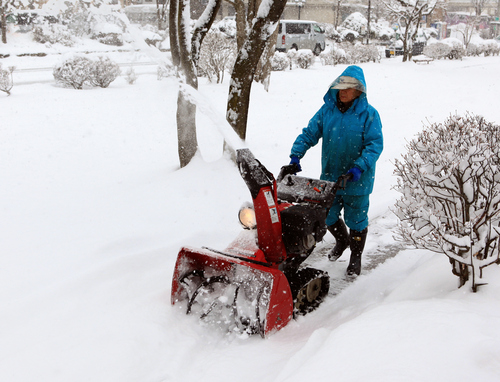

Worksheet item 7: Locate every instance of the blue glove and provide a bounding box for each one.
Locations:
[290,156,302,172]
[347,167,362,182]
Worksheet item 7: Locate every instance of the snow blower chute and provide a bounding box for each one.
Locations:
[171,149,350,337]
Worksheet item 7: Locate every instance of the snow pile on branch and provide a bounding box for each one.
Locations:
[393,113,500,291]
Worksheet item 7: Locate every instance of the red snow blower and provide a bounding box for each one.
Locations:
[171,149,350,337]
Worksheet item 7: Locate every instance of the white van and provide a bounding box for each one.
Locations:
[276,20,325,55]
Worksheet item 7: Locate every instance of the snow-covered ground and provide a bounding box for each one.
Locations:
[2,32,500,382]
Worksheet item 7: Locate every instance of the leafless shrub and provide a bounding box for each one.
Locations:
[198,31,236,83]
[88,56,121,88]
[0,64,15,96]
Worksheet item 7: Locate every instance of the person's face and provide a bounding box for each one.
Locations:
[338,88,362,103]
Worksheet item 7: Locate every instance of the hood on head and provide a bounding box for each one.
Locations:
[328,65,367,94]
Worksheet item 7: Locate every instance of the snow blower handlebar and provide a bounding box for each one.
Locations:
[276,164,301,183]
[277,165,352,208]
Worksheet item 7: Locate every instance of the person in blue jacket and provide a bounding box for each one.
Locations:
[289,65,383,277]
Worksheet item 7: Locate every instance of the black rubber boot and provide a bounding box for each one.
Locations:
[327,219,350,261]
[346,228,368,277]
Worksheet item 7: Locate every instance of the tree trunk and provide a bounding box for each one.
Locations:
[173,0,198,167]
[235,0,246,51]
[169,0,180,67]
[169,0,221,167]
[177,88,198,167]
[226,0,287,140]
[1,12,7,44]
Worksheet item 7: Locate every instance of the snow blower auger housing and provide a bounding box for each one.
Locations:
[171,149,350,337]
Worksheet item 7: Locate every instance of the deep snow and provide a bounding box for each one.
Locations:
[1,32,500,382]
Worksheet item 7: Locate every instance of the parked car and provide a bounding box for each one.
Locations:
[385,41,426,57]
[276,20,325,55]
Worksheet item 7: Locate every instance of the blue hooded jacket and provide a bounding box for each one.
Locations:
[290,65,383,196]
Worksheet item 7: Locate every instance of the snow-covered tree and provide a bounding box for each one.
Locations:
[382,0,442,61]
[393,113,500,291]
[169,0,221,167]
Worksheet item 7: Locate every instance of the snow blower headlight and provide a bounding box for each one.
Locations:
[238,204,256,230]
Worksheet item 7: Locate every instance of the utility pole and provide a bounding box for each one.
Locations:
[366,0,371,44]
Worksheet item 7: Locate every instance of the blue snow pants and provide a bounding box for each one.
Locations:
[326,194,370,232]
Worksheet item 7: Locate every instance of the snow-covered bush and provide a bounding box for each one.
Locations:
[341,12,367,35]
[88,56,121,88]
[89,14,126,46]
[394,113,500,291]
[0,64,15,96]
[320,43,379,66]
[467,42,483,57]
[319,46,348,66]
[126,66,137,85]
[44,0,126,45]
[53,55,121,89]
[157,64,175,80]
[295,50,315,69]
[139,25,165,48]
[349,43,380,63]
[53,56,94,89]
[32,22,75,47]
[271,51,290,71]
[443,38,465,60]
[482,40,500,56]
[198,31,236,83]
[423,42,451,60]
